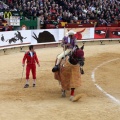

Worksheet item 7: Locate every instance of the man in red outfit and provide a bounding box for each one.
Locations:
[22,45,40,88]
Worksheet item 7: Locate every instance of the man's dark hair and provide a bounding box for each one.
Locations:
[29,45,33,50]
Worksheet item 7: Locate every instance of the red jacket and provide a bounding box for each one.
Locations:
[22,51,39,65]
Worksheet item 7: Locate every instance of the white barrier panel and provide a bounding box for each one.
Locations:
[1,28,120,48]
[31,29,60,44]
[0,28,94,47]
[0,30,31,47]
[58,28,64,40]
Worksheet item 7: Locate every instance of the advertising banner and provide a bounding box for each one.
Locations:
[31,29,59,44]
[10,16,20,26]
[94,27,120,39]
[64,28,94,40]
[0,30,31,47]
[107,27,120,38]
[0,27,120,47]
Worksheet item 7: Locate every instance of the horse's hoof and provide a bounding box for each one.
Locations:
[52,65,59,72]
[81,70,84,74]
[61,90,66,97]
[80,68,84,74]
[69,96,74,101]
[61,92,66,97]
[61,93,66,97]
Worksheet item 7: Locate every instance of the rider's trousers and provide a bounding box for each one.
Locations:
[57,49,72,59]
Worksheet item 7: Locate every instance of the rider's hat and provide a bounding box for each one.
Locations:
[66,30,76,36]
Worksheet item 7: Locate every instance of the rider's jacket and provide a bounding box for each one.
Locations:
[63,36,76,49]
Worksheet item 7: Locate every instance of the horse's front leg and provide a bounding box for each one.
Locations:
[79,60,84,74]
[80,66,84,74]
[70,88,75,101]
[61,89,66,97]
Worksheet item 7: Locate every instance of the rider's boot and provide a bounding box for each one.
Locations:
[52,59,60,72]
[52,65,59,72]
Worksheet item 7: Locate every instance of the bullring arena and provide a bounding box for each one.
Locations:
[0,40,120,120]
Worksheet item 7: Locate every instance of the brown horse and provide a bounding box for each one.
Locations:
[52,45,85,101]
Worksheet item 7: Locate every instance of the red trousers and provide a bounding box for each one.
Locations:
[26,64,36,79]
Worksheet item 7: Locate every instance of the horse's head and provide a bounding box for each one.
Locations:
[69,45,84,65]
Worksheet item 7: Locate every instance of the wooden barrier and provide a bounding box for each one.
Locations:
[77,38,120,46]
[0,42,60,55]
[0,39,120,55]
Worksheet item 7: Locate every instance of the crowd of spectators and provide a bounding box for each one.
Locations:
[0,0,120,28]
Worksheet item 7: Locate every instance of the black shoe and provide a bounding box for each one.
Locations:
[52,65,59,72]
[33,84,36,87]
[24,84,29,88]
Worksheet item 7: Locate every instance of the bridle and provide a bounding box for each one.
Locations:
[69,50,79,65]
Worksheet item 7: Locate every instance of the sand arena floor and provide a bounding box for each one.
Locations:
[0,43,120,120]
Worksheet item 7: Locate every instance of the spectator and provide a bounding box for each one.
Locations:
[1,0,120,27]
[0,20,3,26]
[1,24,10,31]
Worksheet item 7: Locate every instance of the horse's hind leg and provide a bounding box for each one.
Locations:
[70,88,75,101]
[61,89,66,97]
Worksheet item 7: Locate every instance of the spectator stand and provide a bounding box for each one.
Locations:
[1,0,120,29]
[0,0,120,54]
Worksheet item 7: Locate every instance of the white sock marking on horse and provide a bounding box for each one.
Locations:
[91,58,120,105]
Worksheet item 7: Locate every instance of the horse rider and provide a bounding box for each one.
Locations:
[22,45,40,88]
[52,30,77,72]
